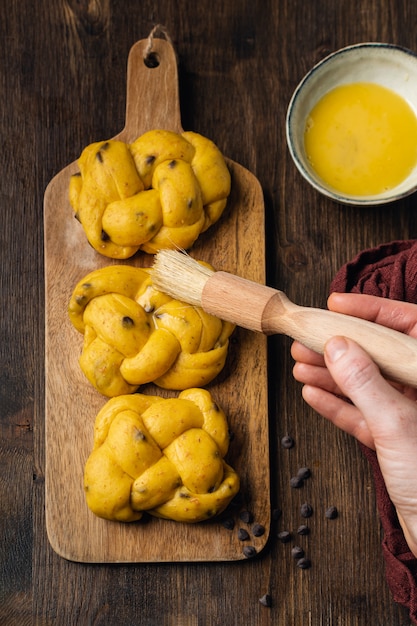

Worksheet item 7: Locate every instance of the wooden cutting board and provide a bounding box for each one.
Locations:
[44,36,269,562]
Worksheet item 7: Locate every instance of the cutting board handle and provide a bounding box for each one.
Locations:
[120,37,183,141]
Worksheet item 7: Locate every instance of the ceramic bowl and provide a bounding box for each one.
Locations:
[286,43,417,205]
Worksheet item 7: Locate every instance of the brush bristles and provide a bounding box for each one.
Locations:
[151,250,214,307]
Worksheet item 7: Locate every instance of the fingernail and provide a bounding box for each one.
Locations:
[325,336,348,363]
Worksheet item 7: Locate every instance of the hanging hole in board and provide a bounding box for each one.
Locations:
[144,52,160,68]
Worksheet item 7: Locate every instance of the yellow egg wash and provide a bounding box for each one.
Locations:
[304,82,417,195]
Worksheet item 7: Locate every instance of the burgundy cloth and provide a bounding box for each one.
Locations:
[330,239,417,624]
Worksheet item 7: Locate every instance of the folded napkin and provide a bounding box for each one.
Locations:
[330,239,417,624]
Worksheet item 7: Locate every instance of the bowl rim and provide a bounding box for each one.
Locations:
[286,42,417,206]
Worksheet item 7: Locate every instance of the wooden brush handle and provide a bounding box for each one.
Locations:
[202,272,417,387]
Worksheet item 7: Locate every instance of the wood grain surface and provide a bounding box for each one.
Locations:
[44,38,269,563]
[3,0,417,624]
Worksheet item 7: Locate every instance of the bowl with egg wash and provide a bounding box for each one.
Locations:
[286,43,417,205]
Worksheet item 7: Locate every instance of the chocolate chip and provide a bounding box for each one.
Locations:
[230,492,244,508]
[290,475,304,488]
[243,546,257,558]
[272,508,282,521]
[291,546,305,559]
[297,524,310,536]
[134,429,146,441]
[75,294,87,306]
[237,528,250,541]
[277,530,292,543]
[239,510,254,524]
[259,594,272,607]
[297,467,311,479]
[325,506,338,519]
[95,143,110,163]
[122,316,134,328]
[252,523,265,537]
[300,503,313,518]
[221,517,235,530]
[296,557,311,569]
[281,435,294,449]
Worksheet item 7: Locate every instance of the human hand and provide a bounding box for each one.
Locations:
[291,292,417,556]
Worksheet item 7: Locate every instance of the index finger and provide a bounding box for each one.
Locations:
[328,292,417,337]
[291,340,326,366]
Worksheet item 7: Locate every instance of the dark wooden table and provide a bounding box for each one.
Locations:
[3,1,417,624]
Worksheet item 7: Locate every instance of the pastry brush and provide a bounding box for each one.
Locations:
[152,249,417,387]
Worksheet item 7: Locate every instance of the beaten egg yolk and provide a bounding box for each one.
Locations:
[304,82,417,196]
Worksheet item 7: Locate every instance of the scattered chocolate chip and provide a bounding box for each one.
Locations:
[221,517,235,530]
[300,503,313,518]
[243,546,257,558]
[325,506,338,519]
[237,528,250,541]
[252,523,265,537]
[259,594,272,607]
[296,557,311,569]
[239,510,254,524]
[277,530,292,543]
[290,475,304,488]
[230,492,244,508]
[281,435,294,449]
[297,524,310,536]
[297,467,311,480]
[291,546,305,559]
[168,159,177,168]
[122,316,134,328]
[272,508,282,521]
